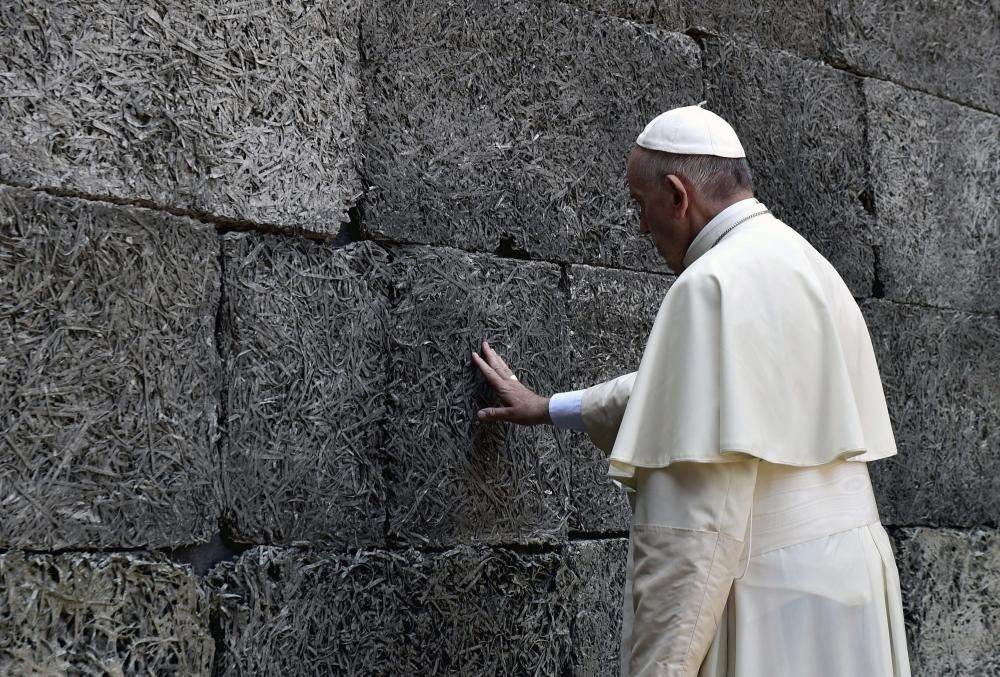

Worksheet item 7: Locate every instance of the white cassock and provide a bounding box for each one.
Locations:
[552,198,911,677]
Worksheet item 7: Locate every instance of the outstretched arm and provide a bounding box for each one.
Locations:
[472,341,638,450]
[581,372,637,453]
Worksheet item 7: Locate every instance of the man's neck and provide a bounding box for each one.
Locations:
[691,190,756,238]
[681,193,764,270]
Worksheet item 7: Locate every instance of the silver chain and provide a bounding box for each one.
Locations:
[712,209,771,248]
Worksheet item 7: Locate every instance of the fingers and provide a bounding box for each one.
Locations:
[482,340,515,380]
[478,405,515,422]
[471,350,507,391]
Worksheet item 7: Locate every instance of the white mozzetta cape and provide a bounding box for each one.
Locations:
[608,211,896,484]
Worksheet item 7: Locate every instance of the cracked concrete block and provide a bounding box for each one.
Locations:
[892,527,1000,676]
[863,300,1000,527]
[684,0,830,59]
[0,551,213,675]
[567,265,674,533]
[362,0,701,272]
[568,539,629,677]
[0,0,362,232]
[866,80,1000,313]
[0,187,221,549]
[704,40,874,296]
[220,236,389,547]
[211,545,572,675]
[829,0,1000,114]
[385,246,570,547]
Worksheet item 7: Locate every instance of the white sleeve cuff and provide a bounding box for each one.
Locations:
[548,389,586,431]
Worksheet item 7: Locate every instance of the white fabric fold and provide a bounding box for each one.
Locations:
[581,372,637,454]
[629,461,758,676]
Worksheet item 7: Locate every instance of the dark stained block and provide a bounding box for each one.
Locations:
[829,0,1000,114]
[220,236,390,547]
[865,80,1000,313]
[210,545,572,675]
[0,187,221,549]
[567,265,673,533]
[704,40,875,297]
[891,527,1000,676]
[385,246,570,547]
[0,552,213,674]
[0,0,362,232]
[362,0,701,271]
[568,539,629,677]
[862,300,1000,527]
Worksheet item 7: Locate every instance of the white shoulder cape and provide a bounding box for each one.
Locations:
[608,214,896,483]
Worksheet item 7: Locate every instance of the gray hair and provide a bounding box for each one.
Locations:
[633,148,754,201]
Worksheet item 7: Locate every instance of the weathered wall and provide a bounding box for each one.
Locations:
[1,0,997,674]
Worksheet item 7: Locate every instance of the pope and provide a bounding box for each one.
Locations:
[472,106,911,677]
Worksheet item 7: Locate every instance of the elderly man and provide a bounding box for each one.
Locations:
[472,106,911,677]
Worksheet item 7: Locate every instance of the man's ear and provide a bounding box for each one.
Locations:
[664,174,688,213]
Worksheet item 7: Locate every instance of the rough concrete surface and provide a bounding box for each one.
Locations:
[0,0,362,232]
[704,39,875,296]
[866,79,1000,313]
[559,0,664,25]
[892,527,1000,676]
[828,0,1000,114]
[863,300,1000,528]
[567,265,673,533]
[362,0,701,271]
[0,551,213,675]
[568,539,629,677]
[385,246,571,547]
[220,236,389,547]
[684,0,830,59]
[211,545,572,675]
[0,187,221,549]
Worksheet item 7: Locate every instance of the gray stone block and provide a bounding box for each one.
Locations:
[0,187,221,549]
[568,265,674,387]
[0,0,362,232]
[829,0,1000,114]
[704,40,875,296]
[568,539,629,677]
[558,0,665,24]
[0,551,213,674]
[865,80,1000,313]
[892,527,1000,676]
[567,265,673,533]
[211,545,572,675]
[385,246,570,546]
[683,0,830,59]
[561,0,828,58]
[220,236,389,547]
[862,300,1000,527]
[362,0,701,272]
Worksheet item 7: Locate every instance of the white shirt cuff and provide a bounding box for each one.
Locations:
[548,389,586,431]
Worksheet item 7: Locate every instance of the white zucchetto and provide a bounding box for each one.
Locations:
[636,105,746,158]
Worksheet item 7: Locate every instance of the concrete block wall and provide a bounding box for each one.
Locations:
[1,1,996,675]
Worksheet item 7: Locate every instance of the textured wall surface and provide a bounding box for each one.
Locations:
[0,0,363,232]
[2,0,997,674]
[0,187,222,550]
[0,552,213,674]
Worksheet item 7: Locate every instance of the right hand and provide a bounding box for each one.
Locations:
[471,341,551,426]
